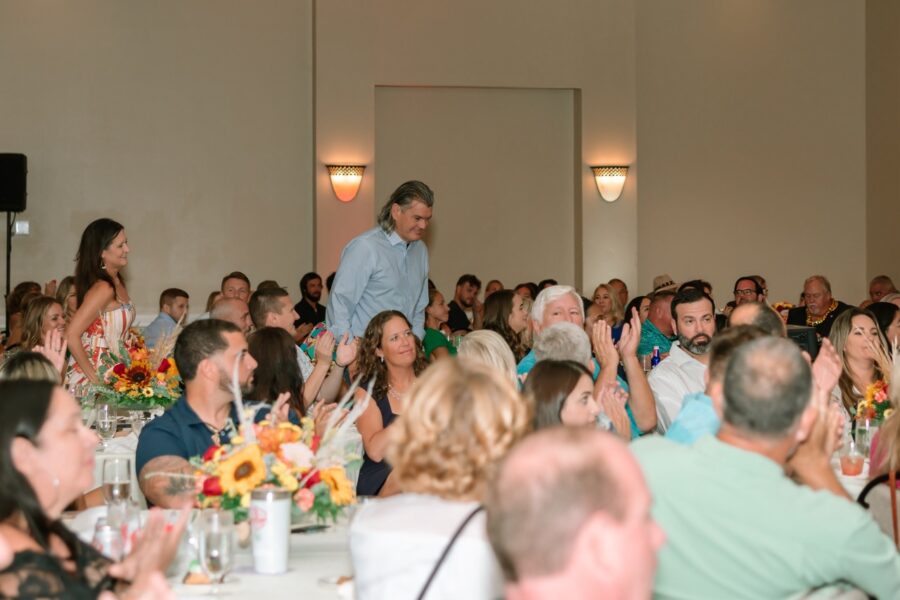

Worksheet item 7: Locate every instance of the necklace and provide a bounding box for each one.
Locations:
[806,300,838,327]
[202,419,232,447]
[387,383,407,405]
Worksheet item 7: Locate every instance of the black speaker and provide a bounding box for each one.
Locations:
[0,154,27,213]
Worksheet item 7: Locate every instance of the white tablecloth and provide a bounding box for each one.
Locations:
[93,432,145,507]
[173,524,353,600]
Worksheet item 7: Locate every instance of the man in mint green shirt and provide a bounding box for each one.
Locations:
[637,290,676,357]
[633,336,900,600]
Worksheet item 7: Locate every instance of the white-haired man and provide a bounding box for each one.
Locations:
[517,292,656,438]
[786,275,851,338]
[516,285,585,378]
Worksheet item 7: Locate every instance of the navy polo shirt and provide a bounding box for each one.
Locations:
[135,395,239,477]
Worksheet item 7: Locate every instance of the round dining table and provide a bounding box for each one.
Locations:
[173,524,353,599]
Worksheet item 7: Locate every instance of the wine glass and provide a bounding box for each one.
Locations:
[102,457,131,505]
[95,403,116,451]
[198,509,235,594]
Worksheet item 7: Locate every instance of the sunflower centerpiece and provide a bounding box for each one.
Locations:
[92,331,182,410]
[192,413,359,525]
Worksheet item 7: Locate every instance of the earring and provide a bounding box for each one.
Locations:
[100,259,106,270]
[380,356,384,364]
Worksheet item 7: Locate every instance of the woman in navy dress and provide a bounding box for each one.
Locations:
[355,311,427,496]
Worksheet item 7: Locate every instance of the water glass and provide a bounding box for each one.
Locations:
[854,418,879,458]
[95,403,116,450]
[81,402,96,429]
[102,457,131,505]
[198,510,235,594]
[129,411,146,436]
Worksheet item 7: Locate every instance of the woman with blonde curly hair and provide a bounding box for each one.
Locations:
[350,358,530,599]
[354,310,428,497]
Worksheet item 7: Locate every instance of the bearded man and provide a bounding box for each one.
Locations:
[648,287,716,433]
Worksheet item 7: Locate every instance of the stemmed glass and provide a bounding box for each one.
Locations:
[198,509,235,595]
[95,403,116,451]
[102,457,132,505]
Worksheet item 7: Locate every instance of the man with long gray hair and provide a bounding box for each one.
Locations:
[326,180,434,339]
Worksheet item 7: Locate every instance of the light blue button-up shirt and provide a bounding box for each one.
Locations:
[142,312,176,348]
[326,227,429,340]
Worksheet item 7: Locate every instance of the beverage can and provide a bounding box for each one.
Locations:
[250,488,291,574]
[650,346,661,369]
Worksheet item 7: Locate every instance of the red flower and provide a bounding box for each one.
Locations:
[202,476,223,497]
[113,363,127,376]
[158,359,171,373]
[202,445,221,462]
[304,470,321,488]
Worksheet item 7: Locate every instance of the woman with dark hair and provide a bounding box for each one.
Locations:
[248,327,306,424]
[355,310,427,497]
[0,380,184,598]
[868,302,900,352]
[623,295,650,326]
[422,288,455,361]
[65,219,134,397]
[482,290,529,362]
[523,360,599,429]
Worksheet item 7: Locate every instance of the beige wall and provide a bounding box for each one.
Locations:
[2,1,891,321]
[866,0,900,292]
[0,0,315,319]
[315,0,638,297]
[373,86,577,296]
[636,0,867,307]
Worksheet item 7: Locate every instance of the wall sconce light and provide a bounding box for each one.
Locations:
[327,165,365,202]
[591,166,628,202]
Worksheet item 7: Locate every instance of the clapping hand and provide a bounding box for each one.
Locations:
[811,338,842,398]
[108,506,190,584]
[334,333,358,368]
[616,308,642,359]
[314,331,336,363]
[591,319,618,368]
[33,328,68,378]
[597,383,632,442]
[310,400,347,437]
[270,392,293,425]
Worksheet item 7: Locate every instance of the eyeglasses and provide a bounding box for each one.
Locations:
[733,289,757,297]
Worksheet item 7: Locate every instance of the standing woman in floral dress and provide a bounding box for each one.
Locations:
[65,219,135,398]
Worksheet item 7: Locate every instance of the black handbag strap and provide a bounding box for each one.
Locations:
[416,505,484,600]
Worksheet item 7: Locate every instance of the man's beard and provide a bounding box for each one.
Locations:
[217,367,253,397]
[678,332,712,355]
[305,290,321,303]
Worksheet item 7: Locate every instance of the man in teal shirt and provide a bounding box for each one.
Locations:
[637,290,676,358]
[633,336,900,599]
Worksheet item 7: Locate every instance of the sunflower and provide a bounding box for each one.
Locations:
[218,444,267,496]
[124,361,152,386]
[319,466,354,506]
